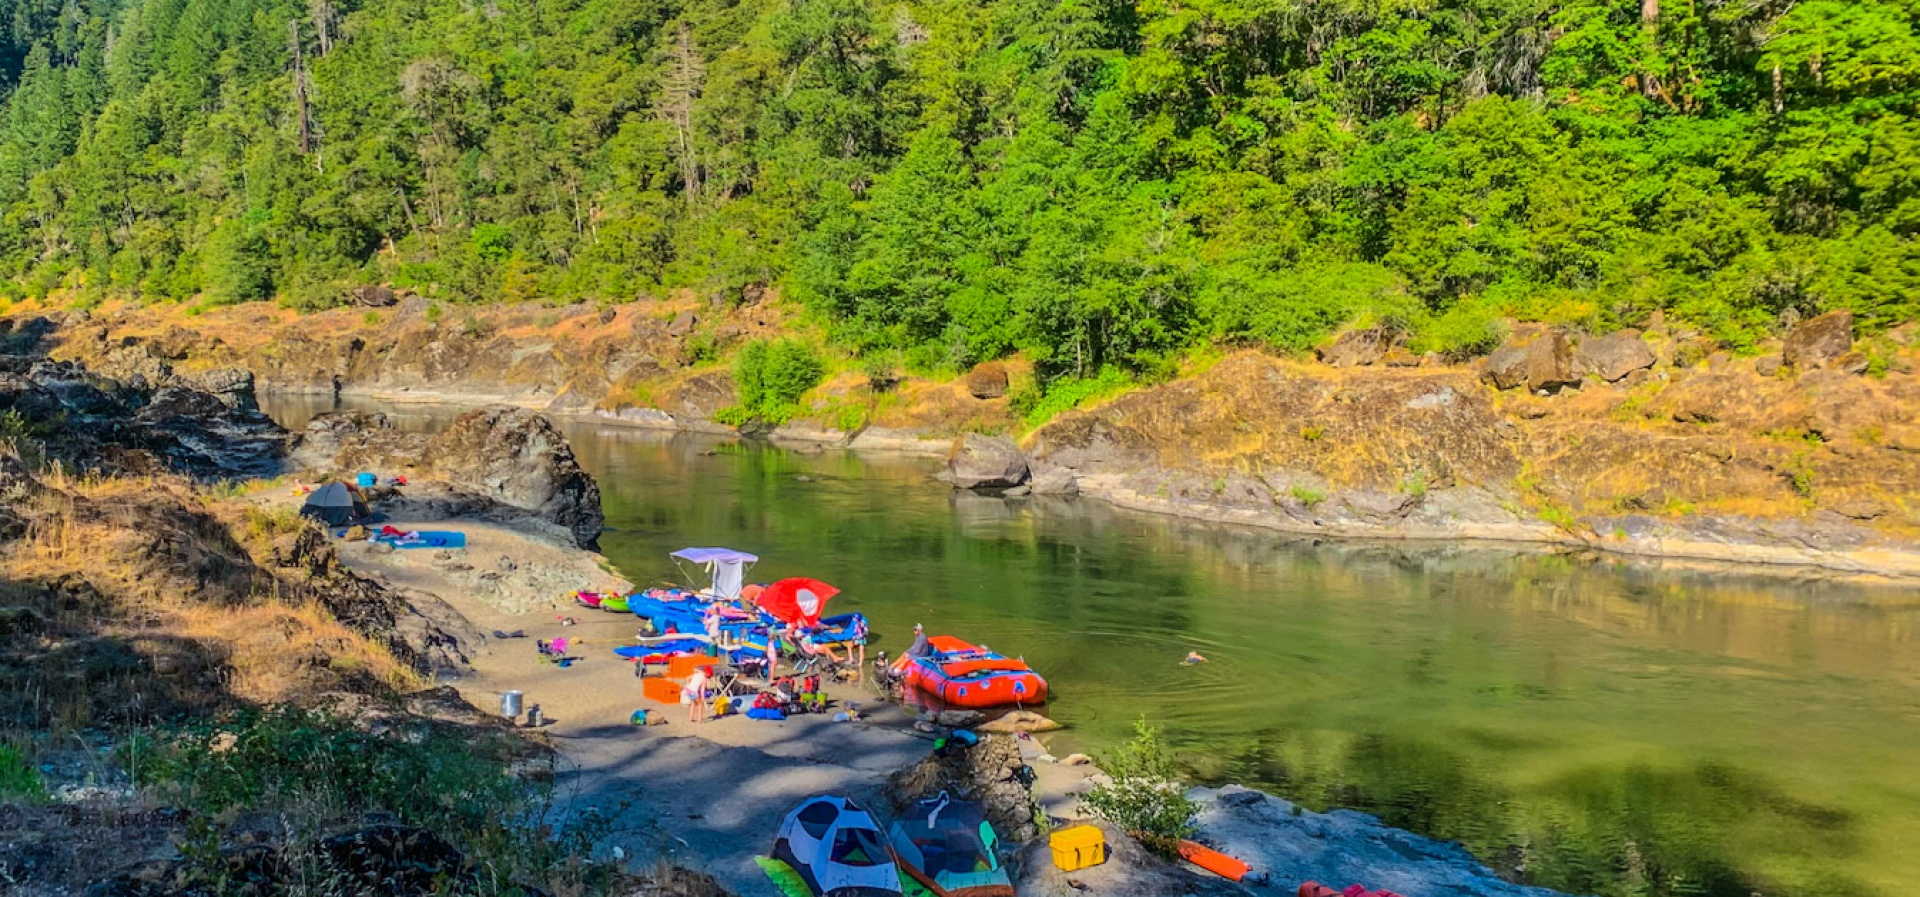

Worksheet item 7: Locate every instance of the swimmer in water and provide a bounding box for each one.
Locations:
[1183,651,1208,665]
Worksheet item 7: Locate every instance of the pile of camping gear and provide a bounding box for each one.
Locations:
[604,547,870,685]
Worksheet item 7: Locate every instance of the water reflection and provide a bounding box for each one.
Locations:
[264,394,1920,897]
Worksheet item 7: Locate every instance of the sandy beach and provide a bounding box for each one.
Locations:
[314,511,1102,897]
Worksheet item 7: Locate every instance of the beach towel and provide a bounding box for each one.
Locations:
[746,707,787,721]
[373,530,467,549]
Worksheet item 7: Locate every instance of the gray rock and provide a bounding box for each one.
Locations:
[1190,785,1564,897]
[1483,329,1578,392]
[353,284,397,307]
[1315,328,1394,368]
[423,407,605,549]
[1342,490,1419,521]
[936,709,986,728]
[1755,355,1783,377]
[1028,464,1080,496]
[1574,330,1656,382]
[666,310,698,337]
[1783,310,1853,368]
[1834,351,1870,375]
[1522,330,1580,392]
[947,433,1029,490]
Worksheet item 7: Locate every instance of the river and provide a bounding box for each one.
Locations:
[264,395,1920,897]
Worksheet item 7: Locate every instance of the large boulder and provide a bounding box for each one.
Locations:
[1783,310,1854,369]
[1315,328,1394,368]
[947,433,1029,489]
[1574,330,1656,383]
[424,407,605,549]
[1482,327,1578,392]
[964,362,1009,399]
[352,284,397,307]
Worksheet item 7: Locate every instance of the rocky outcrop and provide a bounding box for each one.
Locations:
[1014,820,1246,897]
[1573,329,1656,382]
[424,408,604,549]
[1189,785,1562,896]
[947,433,1030,489]
[887,733,1041,842]
[1783,310,1853,369]
[293,406,605,549]
[0,358,288,480]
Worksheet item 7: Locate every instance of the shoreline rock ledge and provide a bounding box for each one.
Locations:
[292,405,605,549]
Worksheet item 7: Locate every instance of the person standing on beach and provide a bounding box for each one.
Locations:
[686,665,714,722]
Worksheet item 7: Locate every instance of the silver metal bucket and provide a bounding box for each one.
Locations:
[500,690,523,719]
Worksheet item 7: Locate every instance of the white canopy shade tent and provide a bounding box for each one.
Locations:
[669,547,759,599]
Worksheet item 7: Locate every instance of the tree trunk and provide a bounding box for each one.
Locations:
[1639,0,1663,101]
[288,20,313,157]
[663,22,705,202]
[310,0,334,56]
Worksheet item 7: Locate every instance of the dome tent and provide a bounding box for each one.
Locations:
[299,481,371,527]
[767,795,901,897]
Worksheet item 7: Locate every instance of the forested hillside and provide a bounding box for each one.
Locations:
[2,0,1917,382]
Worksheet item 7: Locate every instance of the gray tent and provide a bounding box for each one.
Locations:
[300,481,371,526]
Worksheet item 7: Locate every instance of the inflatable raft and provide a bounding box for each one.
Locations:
[894,636,1047,708]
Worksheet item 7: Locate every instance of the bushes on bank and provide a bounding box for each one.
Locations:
[1083,717,1198,850]
[723,339,826,425]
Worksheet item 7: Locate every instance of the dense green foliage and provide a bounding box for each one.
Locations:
[3,0,1919,378]
[724,337,825,422]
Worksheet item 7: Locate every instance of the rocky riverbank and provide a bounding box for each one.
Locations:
[14,297,1920,579]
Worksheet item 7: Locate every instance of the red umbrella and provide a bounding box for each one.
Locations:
[755,577,840,627]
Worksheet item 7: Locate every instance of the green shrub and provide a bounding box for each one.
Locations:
[1013,368,1133,428]
[124,707,621,896]
[127,707,523,835]
[425,301,444,323]
[1290,485,1327,506]
[0,744,44,800]
[1083,718,1197,851]
[1399,470,1428,496]
[731,339,826,424]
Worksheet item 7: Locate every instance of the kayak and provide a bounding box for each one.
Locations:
[894,636,1047,709]
[573,590,605,609]
[601,593,632,613]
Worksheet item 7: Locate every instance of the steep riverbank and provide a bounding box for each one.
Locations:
[12,298,1920,578]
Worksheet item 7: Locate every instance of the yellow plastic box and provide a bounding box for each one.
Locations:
[1049,825,1106,871]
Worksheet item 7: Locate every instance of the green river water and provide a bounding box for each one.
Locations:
[266,397,1920,897]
